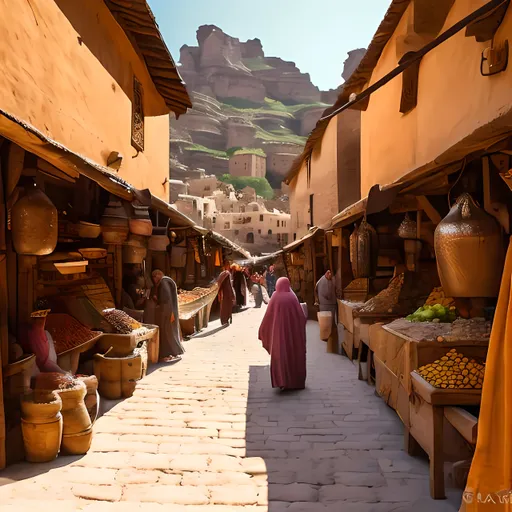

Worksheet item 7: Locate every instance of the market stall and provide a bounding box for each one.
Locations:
[178,283,219,336]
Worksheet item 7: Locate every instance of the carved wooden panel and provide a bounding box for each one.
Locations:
[131,77,144,153]
[400,53,422,114]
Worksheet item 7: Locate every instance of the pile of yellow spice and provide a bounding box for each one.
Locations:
[416,349,484,389]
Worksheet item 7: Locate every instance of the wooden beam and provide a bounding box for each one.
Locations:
[37,159,76,183]
[6,143,24,200]
[416,196,442,225]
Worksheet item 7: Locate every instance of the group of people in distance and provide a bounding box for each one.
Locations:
[215,260,278,325]
[123,257,336,393]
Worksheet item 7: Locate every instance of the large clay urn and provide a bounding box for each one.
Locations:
[434,193,504,298]
[101,196,129,244]
[11,187,58,255]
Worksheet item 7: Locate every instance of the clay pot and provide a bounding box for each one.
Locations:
[129,204,152,236]
[11,188,58,255]
[148,227,169,252]
[101,196,129,244]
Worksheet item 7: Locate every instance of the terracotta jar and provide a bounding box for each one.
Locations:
[148,226,169,252]
[11,188,58,255]
[435,193,504,298]
[129,203,152,237]
[101,196,129,244]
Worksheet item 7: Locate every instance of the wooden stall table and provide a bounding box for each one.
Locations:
[408,371,482,500]
[337,299,364,360]
[178,284,219,337]
[370,318,490,427]
[57,333,102,374]
[355,313,399,383]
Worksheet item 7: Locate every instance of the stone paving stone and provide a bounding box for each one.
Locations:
[122,485,209,504]
[71,483,123,502]
[209,485,259,505]
[115,469,161,484]
[269,483,319,502]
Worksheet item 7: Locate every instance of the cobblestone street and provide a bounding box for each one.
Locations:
[0,307,461,511]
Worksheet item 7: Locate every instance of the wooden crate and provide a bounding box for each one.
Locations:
[374,355,399,411]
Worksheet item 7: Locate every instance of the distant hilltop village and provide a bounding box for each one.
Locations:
[170,24,365,254]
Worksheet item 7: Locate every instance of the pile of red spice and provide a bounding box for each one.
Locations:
[45,314,96,354]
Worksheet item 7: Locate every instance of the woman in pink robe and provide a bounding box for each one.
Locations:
[258,277,307,390]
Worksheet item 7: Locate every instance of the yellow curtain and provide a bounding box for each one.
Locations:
[214,249,221,267]
[461,237,512,510]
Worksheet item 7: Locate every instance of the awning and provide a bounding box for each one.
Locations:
[0,109,196,228]
[207,231,251,259]
[282,227,322,253]
[234,251,283,267]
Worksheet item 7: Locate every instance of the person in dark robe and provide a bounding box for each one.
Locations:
[251,274,264,308]
[231,264,247,311]
[216,260,235,325]
[315,269,337,321]
[266,265,277,297]
[258,277,307,391]
[150,270,184,362]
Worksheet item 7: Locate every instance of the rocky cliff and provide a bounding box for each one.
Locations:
[171,25,364,191]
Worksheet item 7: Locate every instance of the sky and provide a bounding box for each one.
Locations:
[147,0,390,91]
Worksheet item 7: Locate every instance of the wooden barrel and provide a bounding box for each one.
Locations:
[94,352,142,400]
[20,392,63,463]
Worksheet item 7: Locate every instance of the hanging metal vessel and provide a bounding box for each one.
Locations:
[434,193,504,298]
[349,223,359,278]
[11,187,58,255]
[398,213,417,239]
[356,219,378,278]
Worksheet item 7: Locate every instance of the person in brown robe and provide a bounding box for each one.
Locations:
[150,270,184,362]
[217,260,236,326]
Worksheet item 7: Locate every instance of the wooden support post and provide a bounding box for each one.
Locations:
[416,210,422,240]
[114,245,123,307]
[430,406,446,499]
[17,255,36,327]
[0,153,7,469]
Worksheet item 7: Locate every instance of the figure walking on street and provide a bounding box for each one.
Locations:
[258,277,307,391]
[217,260,236,325]
[149,270,184,362]
[266,265,277,298]
[315,269,337,321]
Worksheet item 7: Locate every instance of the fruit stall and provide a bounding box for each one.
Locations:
[328,147,512,502]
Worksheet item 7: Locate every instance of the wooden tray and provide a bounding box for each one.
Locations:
[56,332,102,357]
[411,371,482,406]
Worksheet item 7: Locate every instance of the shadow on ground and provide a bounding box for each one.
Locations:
[244,320,463,511]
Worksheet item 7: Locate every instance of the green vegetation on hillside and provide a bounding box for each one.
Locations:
[226,147,267,158]
[219,174,274,200]
[184,143,267,159]
[183,143,229,159]
[254,126,307,146]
